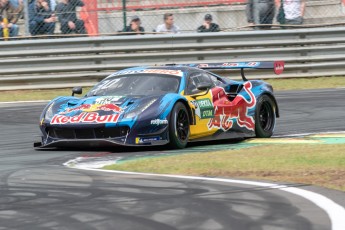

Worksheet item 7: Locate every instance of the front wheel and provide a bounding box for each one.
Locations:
[168,102,190,149]
[255,95,276,138]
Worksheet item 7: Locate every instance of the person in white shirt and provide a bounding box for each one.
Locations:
[276,0,306,26]
[156,13,180,34]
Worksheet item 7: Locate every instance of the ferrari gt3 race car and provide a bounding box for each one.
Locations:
[35,61,284,149]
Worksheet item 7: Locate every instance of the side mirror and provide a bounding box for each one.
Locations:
[72,86,82,96]
[196,82,212,91]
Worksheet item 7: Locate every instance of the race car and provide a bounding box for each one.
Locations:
[35,61,284,149]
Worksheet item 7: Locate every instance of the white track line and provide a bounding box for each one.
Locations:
[66,165,345,230]
[274,131,345,137]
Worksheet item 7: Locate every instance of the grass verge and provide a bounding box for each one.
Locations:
[0,87,92,102]
[1,77,345,102]
[104,144,345,192]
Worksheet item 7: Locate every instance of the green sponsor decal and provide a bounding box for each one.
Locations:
[196,99,214,119]
[201,109,214,118]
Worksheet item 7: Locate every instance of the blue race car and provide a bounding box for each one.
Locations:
[35,61,284,149]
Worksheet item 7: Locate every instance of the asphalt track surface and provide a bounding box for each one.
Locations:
[0,88,345,230]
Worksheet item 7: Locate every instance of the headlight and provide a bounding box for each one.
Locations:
[124,99,157,119]
[44,102,55,121]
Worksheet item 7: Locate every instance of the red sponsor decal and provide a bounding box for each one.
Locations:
[50,112,120,124]
[222,63,239,67]
[143,69,183,76]
[198,64,209,68]
[247,62,258,66]
[96,104,122,112]
[274,61,284,75]
[208,81,256,131]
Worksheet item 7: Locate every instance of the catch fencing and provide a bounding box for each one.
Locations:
[0,26,345,90]
[1,0,345,40]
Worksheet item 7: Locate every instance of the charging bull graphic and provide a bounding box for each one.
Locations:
[208,81,256,131]
[60,104,123,114]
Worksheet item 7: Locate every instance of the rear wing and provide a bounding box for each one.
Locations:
[171,61,284,81]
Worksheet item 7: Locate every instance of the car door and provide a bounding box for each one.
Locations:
[184,71,219,139]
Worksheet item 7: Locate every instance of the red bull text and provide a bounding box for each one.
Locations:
[51,112,120,124]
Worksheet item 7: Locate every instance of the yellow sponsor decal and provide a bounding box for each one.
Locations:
[184,92,218,140]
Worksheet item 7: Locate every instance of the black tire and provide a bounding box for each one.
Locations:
[255,95,276,138]
[168,102,190,149]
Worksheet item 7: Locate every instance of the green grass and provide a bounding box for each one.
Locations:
[266,76,345,91]
[0,87,92,102]
[104,144,345,191]
[1,77,345,102]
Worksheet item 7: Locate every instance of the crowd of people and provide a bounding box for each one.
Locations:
[246,0,306,29]
[0,0,307,39]
[0,0,87,38]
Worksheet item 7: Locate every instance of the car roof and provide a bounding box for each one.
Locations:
[124,66,202,74]
[104,66,216,80]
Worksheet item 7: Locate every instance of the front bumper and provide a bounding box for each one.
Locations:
[36,123,169,148]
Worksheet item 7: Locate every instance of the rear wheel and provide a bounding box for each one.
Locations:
[168,102,190,149]
[255,95,276,138]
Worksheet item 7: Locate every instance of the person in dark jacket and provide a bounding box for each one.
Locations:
[28,0,56,36]
[246,0,275,29]
[56,0,86,34]
[197,14,220,33]
[0,0,23,38]
[122,15,144,35]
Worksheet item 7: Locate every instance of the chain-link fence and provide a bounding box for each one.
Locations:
[0,0,345,40]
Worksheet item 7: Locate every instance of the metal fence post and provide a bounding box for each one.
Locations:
[24,0,30,36]
[122,0,127,31]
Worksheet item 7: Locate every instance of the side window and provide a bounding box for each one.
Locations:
[186,72,214,95]
[208,73,225,86]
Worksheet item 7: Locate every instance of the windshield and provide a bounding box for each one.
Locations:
[87,74,181,97]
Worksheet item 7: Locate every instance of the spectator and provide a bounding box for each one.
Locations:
[246,0,275,29]
[56,0,86,35]
[156,13,180,34]
[29,0,56,36]
[122,15,144,35]
[0,0,23,38]
[276,0,306,26]
[197,14,220,32]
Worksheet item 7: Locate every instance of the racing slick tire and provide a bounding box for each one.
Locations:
[255,95,276,138]
[168,102,190,149]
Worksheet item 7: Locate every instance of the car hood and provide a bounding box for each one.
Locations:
[45,95,165,126]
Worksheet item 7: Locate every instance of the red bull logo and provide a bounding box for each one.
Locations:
[60,104,123,114]
[51,112,120,124]
[208,81,256,131]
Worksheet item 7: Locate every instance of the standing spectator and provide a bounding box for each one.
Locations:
[276,0,306,26]
[0,0,23,38]
[246,0,275,29]
[28,0,56,36]
[197,14,220,32]
[56,0,86,35]
[156,13,180,34]
[122,15,144,35]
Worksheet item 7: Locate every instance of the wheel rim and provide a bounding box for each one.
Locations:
[259,102,274,132]
[176,109,189,142]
